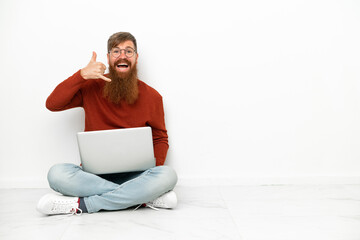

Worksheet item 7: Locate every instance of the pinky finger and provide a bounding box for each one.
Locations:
[99,75,112,82]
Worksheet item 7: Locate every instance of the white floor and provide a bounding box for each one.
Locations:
[1,184,360,240]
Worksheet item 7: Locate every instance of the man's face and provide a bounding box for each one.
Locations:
[107,40,138,76]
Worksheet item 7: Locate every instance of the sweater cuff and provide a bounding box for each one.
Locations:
[154,143,169,166]
[75,69,87,82]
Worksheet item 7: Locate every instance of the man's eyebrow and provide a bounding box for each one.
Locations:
[112,46,134,50]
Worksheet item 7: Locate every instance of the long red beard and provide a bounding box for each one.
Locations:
[103,61,139,104]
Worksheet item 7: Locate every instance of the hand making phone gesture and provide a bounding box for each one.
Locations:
[80,52,111,82]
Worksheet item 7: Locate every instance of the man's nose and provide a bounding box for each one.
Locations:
[119,50,127,59]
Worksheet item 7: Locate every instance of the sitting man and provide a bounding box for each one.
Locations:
[37,32,177,215]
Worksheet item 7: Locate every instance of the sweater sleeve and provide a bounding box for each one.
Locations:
[46,70,87,111]
[150,96,169,166]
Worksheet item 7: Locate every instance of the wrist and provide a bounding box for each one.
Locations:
[80,68,88,80]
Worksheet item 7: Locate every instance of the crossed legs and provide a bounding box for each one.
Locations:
[46,163,177,213]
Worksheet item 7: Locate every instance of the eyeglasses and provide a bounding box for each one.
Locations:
[109,47,136,58]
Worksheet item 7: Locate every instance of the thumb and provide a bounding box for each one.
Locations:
[90,51,97,62]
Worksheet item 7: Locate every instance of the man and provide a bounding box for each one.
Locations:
[37,32,177,215]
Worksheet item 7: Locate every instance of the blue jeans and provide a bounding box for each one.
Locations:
[47,163,177,213]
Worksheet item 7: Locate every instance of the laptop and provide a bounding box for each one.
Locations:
[76,127,155,175]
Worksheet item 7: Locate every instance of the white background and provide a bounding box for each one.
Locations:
[1,0,360,187]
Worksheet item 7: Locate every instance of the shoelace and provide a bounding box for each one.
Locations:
[71,208,83,215]
[133,203,159,211]
[145,204,160,211]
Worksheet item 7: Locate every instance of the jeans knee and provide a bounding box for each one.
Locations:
[157,165,178,189]
[47,163,79,190]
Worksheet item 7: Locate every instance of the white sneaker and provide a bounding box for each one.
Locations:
[146,190,177,210]
[37,193,82,215]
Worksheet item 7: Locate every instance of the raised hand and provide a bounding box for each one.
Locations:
[80,52,111,82]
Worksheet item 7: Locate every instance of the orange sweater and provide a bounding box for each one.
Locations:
[46,70,169,166]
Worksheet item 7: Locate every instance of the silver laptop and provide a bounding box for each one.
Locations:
[76,127,155,175]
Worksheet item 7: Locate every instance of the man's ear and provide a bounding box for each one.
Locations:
[135,53,139,64]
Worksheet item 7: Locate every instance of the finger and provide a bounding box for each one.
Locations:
[100,63,107,71]
[90,51,97,62]
[99,75,111,82]
[96,66,106,75]
[93,62,106,71]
